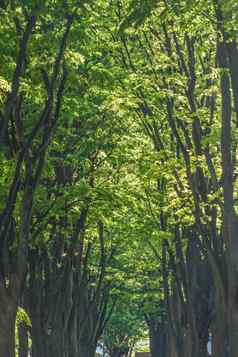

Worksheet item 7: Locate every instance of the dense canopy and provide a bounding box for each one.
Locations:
[0,1,238,357]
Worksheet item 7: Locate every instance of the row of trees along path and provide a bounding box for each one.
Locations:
[1,1,238,357]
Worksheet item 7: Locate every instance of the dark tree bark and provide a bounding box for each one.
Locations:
[147,319,166,357]
[28,248,74,357]
[216,29,238,355]
[0,295,17,357]
[18,321,29,357]
[0,14,36,357]
[0,11,73,357]
[78,340,96,357]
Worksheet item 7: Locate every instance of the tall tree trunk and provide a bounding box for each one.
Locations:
[228,217,238,357]
[211,288,228,357]
[167,326,179,357]
[18,321,29,357]
[28,265,46,357]
[217,38,238,356]
[0,294,17,357]
[212,319,228,357]
[147,319,166,357]
[31,323,45,357]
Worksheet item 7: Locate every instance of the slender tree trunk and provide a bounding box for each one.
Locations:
[30,322,45,357]
[227,216,238,357]
[148,320,166,357]
[18,322,29,357]
[67,305,79,357]
[167,326,179,357]
[0,295,17,357]
[217,38,238,356]
[28,280,46,357]
[212,300,228,357]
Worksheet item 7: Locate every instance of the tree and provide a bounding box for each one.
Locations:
[0,2,75,355]
[2,1,238,357]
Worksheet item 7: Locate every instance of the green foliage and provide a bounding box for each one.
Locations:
[1,0,238,354]
[103,296,146,355]
[119,0,159,31]
[16,308,31,327]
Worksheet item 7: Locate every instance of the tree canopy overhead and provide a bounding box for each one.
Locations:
[0,1,238,357]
